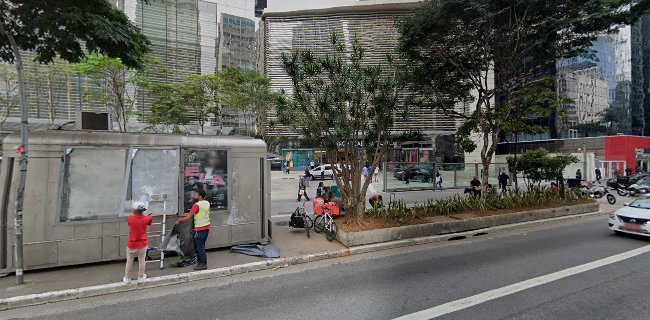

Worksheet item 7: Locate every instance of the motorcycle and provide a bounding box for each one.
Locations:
[582,185,616,204]
[627,183,649,197]
[615,183,634,196]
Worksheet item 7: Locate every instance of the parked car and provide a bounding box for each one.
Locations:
[609,195,650,237]
[394,167,434,182]
[310,164,334,180]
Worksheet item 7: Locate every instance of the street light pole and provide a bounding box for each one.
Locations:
[583,139,587,181]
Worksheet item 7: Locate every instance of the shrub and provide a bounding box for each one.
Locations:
[366,187,587,220]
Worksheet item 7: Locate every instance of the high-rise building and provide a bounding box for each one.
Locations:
[260,0,466,137]
[555,15,650,138]
[2,0,256,133]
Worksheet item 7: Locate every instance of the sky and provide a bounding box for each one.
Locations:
[265,0,419,13]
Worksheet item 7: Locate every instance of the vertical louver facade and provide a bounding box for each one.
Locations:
[262,5,465,137]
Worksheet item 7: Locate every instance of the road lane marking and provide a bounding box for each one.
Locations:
[393,244,650,320]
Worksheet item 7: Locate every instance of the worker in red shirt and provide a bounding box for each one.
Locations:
[176,189,211,270]
[124,204,152,284]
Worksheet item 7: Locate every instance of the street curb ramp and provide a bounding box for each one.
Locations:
[0,205,603,311]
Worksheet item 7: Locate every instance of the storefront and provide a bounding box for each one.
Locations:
[0,131,270,271]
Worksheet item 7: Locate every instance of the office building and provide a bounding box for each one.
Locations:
[555,15,650,138]
[1,0,256,133]
[260,0,467,137]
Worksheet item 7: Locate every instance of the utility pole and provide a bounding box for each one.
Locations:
[0,21,27,285]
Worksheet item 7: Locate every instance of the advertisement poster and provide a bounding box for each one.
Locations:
[183,150,228,213]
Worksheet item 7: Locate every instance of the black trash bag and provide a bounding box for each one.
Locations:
[160,219,196,258]
[230,244,280,258]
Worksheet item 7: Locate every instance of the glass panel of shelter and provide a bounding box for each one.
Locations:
[60,148,127,222]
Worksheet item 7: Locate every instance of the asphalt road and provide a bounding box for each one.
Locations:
[4,215,650,320]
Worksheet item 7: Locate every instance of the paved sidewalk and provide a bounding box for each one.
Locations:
[270,170,464,216]
[0,216,344,299]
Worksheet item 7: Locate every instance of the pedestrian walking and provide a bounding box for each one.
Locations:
[175,190,211,271]
[297,175,311,201]
[362,164,370,178]
[498,169,509,193]
[595,168,602,184]
[123,204,152,284]
[435,172,443,190]
[374,165,380,182]
[576,169,582,181]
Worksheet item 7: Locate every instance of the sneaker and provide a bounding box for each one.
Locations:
[137,274,147,283]
[193,264,207,271]
[122,276,131,284]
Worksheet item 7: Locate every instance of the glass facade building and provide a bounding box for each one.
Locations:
[3,0,255,132]
[556,15,650,138]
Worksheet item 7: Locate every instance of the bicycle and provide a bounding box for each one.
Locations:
[289,202,313,238]
[313,203,339,242]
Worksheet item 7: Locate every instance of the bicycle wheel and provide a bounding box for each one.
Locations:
[607,194,616,205]
[326,221,339,242]
[304,216,313,238]
[313,215,325,233]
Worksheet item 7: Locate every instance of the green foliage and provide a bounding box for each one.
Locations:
[366,187,587,222]
[147,70,276,135]
[501,78,568,137]
[74,54,162,132]
[25,58,72,125]
[0,0,150,69]
[276,33,407,219]
[218,68,277,136]
[148,75,214,134]
[399,0,650,185]
[507,148,578,186]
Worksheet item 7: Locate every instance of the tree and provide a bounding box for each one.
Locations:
[277,33,406,222]
[0,62,17,129]
[148,75,212,134]
[26,59,72,125]
[500,78,569,190]
[507,148,577,192]
[75,54,160,132]
[147,82,191,134]
[399,0,650,191]
[219,68,276,137]
[0,0,150,284]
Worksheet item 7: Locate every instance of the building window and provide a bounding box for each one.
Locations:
[183,149,228,214]
[60,148,127,222]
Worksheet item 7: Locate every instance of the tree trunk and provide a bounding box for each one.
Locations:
[46,75,54,125]
[0,21,28,285]
[513,134,519,191]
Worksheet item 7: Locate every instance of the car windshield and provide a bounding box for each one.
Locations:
[629,198,650,209]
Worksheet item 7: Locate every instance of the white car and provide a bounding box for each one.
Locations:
[609,195,650,236]
[309,164,334,180]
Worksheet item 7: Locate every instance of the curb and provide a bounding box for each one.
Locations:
[0,210,604,311]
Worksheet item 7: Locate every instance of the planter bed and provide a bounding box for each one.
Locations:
[337,201,599,247]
